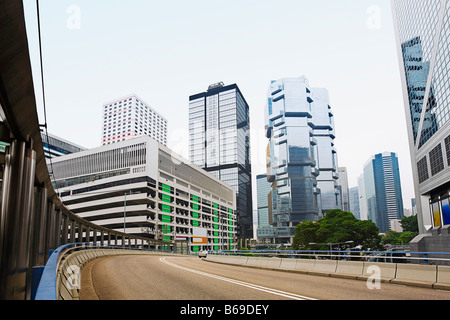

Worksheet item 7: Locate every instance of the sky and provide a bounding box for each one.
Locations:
[23,0,415,213]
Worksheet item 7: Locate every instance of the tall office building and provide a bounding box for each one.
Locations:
[360,152,404,233]
[349,187,361,220]
[256,174,274,241]
[51,136,237,252]
[264,76,340,244]
[337,167,350,212]
[189,82,253,239]
[357,174,368,221]
[102,95,168,146]
[392,0,450,253]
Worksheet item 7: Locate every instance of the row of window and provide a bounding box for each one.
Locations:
[417,134,450,183]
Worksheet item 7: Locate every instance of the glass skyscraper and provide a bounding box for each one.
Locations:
[256,174,274,241]
[361,152,404,233]
[349,187,361,220]
[189,82,253,239]
[392,0,450,247]
[264,76,340,244]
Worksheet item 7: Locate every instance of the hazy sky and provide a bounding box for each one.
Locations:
[23,0,414,211]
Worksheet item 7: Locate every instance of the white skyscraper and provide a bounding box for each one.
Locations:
[102,95,168,146]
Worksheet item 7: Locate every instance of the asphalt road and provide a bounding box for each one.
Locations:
[80,255,450,301]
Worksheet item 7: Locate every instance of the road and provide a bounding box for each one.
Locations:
[80,255,450,300]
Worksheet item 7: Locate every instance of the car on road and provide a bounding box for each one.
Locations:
[198,250,208,258]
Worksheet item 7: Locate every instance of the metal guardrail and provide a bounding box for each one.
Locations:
[210,250,450,265]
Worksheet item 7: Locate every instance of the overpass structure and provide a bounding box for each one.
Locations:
[0,1,182,300]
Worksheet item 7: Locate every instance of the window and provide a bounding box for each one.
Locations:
[429,144,444,176]
[417,156,429,183]
[445,135,450,166]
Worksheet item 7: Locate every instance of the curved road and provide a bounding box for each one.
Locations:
[80,255,450,300]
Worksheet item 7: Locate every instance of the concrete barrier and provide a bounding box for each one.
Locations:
[391,264,437,288]
[246,257,269,267]
[280,258,297,270]
[333,261,364,279]
[266,258,282,269]
[203,255,450,291]
[205,255,220,263]
[232,256,249,265]
[358,262,397,283]
[295,259,316,272]
[434,266,450,290]
[309,260,337,276]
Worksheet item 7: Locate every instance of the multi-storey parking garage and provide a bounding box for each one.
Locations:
[51,136,237,252]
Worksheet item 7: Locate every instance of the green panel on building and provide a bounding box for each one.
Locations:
[162,184,172,194]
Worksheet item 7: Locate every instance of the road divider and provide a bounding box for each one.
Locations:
[205,254,450,291]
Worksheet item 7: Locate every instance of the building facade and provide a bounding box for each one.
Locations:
[40,132,86,159]
[50,136,237,252]
[189,82,253,239]
[361,152,404,233]
[337,167,350,212]
[392,0,450,254]
[264,76,340,244]
[102,95,168,146]
[256,173,274,241]
[349,186,361,220]
[357,174,368,221]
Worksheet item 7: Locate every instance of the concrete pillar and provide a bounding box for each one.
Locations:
[0,141,36,300]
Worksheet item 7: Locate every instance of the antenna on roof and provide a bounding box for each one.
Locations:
[208,82,225,91]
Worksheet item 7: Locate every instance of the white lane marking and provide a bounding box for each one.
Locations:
[159,257,317,300]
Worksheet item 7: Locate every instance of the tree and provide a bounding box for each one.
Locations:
[400,215,419,233]
[381,230,417,246]
[292,209,383,251]
[292,221,320,249]
[352,220,383,250]
[399,231,417,244]
[380,216,418,246]
[381,230,402,245]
